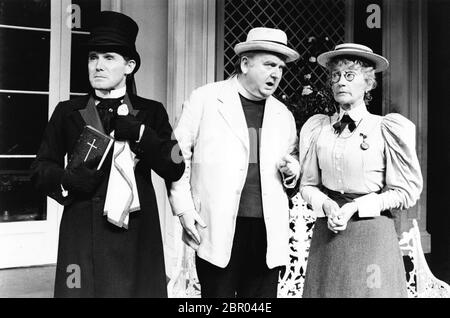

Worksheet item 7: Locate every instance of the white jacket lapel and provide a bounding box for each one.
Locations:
[216,79,249,151]
[260,96,283,162]
[261,96,282,138]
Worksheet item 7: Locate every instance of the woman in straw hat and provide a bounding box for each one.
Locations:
[298,43,423,297]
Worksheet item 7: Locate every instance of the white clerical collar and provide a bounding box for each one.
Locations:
[95,86,127,99]
[338,101,368,122]
[234,76,266,101]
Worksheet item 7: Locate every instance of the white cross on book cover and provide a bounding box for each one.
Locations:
[67,125,114,170]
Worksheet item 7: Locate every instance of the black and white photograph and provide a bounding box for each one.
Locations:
[0,0,449,303]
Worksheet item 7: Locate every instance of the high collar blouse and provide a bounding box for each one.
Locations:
[299,104,423,218]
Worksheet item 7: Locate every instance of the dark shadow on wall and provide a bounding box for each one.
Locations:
[427,0,450,284]
[353,0,383,116]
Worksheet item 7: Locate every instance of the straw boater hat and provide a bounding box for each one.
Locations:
[317,43,389,72]
[234,27,300,63]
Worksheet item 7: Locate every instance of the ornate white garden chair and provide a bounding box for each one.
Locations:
[399,219,450,298]
[168,194,450,298]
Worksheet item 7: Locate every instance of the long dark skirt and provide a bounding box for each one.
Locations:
[303,215,407,298]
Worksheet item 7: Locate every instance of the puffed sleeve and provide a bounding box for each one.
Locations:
[354,113,423,217]
[299,114,330,217]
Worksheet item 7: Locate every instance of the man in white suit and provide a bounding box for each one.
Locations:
[169,27,300,298]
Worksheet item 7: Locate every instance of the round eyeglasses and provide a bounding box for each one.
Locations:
[331,71,356,84]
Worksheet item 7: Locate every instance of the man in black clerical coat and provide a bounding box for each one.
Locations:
[31,11,184,298]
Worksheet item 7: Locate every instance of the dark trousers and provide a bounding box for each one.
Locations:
[195,217,281,298]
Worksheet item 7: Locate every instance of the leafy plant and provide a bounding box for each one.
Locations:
[280,36,338,132]
[283,81,337,133]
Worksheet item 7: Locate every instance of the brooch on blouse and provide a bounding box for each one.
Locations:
[360,133,369,150]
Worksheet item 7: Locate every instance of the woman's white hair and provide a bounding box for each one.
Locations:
[327,58,377,104]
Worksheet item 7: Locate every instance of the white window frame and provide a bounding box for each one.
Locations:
[0,0,113,269]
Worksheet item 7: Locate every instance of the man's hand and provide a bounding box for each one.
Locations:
[61,163,105,195]
[114,113,142,142]
[277,154,300,178]
[179,209,207,250]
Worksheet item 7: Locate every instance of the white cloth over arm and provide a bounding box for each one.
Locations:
[103,140,140,228]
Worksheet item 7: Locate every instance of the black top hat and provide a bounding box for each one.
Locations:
[86,11,141,73]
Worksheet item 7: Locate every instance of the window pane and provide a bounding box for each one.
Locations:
[70,33,90,93]
[70,94,87,100]
[71,0,101,32]
[0,160,47,223]
[0,158,34,170]
[0,93,48,155]
[0,0,51,225]
[0,0,50,29]
[0,28,50,91]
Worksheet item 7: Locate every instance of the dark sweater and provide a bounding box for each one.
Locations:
[237,94,265,218]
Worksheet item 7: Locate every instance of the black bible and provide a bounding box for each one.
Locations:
[67,125,114,170]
